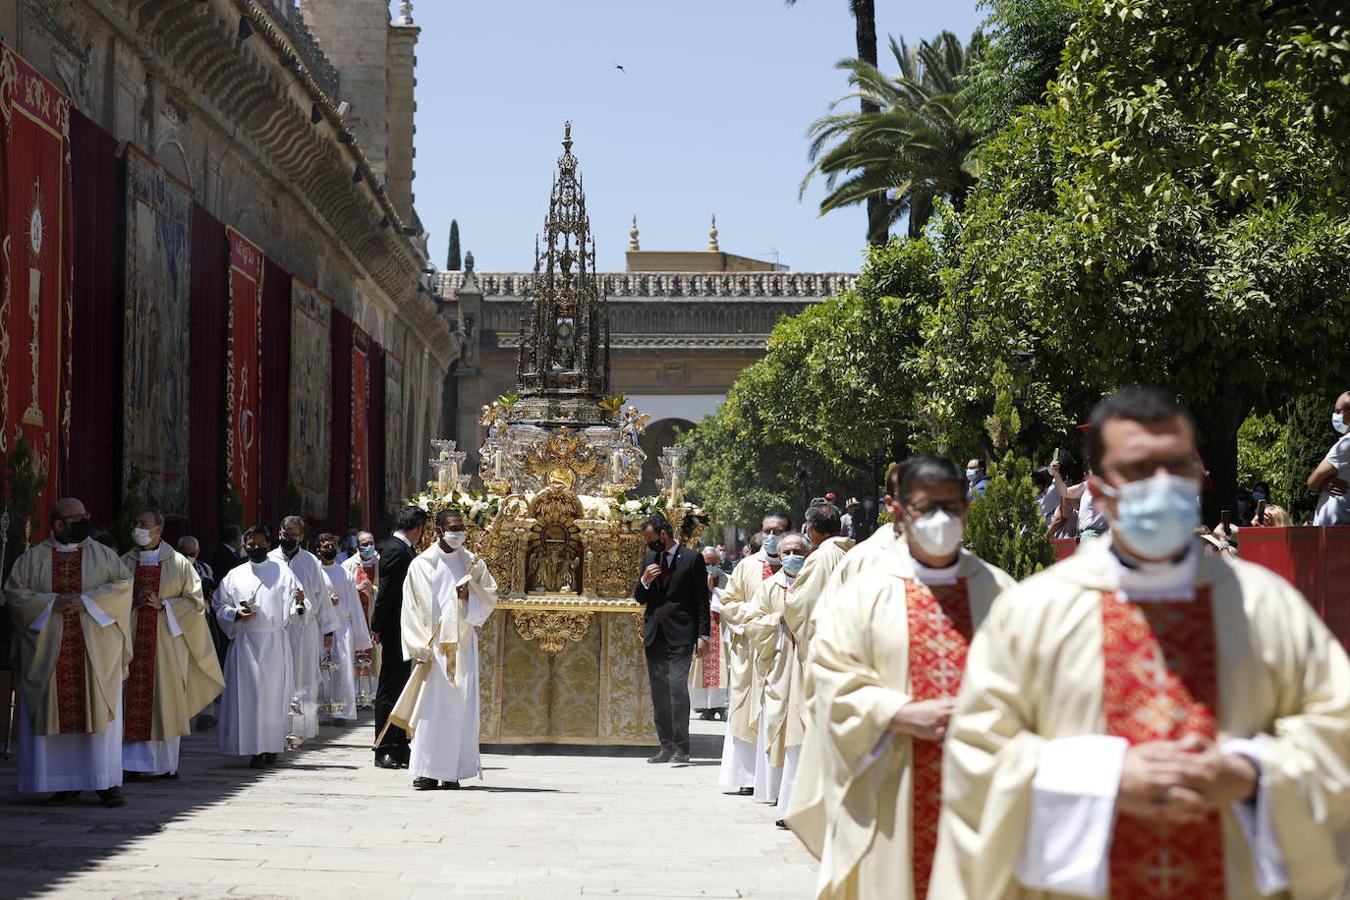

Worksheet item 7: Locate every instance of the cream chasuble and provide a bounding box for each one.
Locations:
[6,538,134,792]
[812,544,1014,900]
[786,528,890,857]
[119,545,224,762]
[930,539,1350,900]
[720,550,780,744]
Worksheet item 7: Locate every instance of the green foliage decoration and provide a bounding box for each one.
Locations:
[963,454,1056,579]
[3,434,47,577]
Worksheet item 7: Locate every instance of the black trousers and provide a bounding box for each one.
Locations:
[645,631,695,754]
[373,639,411,760]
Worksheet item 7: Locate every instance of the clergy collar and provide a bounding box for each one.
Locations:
[772,568,796,588]
[53,541,82,553]
[1105,541,1199,603]
[138,549,161,565]
[912,554,961,586]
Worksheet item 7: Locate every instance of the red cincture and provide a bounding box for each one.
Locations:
[1101,589,1224,899]
[51,548,87,734]
[123,562,163,743]
[905,578,973,900]
[703,610,722,688]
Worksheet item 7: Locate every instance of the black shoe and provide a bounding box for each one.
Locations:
[374,753,401,769]
[716,708,727,721]
[156,772,179,780]
[249,755,266,770]
[413,777,439,791]
[97,787,125,808]
[262,753,277,766]
[48,791,80,805]
[697,710,715,720]
[441,781,460,790]
[737,787,754,796]
[123,771,143,781]
[647,748,674,764]
[671,751,691,764]
[775,819,789,830]
[195,714,217,731]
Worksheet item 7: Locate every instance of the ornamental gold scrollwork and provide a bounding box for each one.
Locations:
[512,610,593,654]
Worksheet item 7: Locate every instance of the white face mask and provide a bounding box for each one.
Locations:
[1334,411,1348,435]
[442,531,467,550]
[907,509,965,559]
[132,527,155,548]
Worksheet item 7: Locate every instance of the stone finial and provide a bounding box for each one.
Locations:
[629,215,640,251]
[708,215,720,252]
[397,2,414,25]
[464,251,475,273]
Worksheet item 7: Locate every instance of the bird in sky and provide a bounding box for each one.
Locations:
[614,63,627,74]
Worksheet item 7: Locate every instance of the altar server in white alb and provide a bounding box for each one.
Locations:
[316,532,372,723]
[270,515,338,739]
[120,509,224,779]
[216,526,307,769]
[4,498,133,807]
[932,386,1350,900]
[399,507,498,790]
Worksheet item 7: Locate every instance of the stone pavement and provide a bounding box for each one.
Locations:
[0,714,816,899]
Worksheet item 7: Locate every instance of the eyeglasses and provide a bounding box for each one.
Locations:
[906,501,964,517]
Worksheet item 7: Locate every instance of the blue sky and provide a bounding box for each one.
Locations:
[400,1,984,274]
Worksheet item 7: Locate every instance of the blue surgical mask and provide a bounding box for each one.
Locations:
[706,563,720,575]
[1099,473,1201,560]
[965,468,980,482]
[762,534,781,556]
[358,545,377,561]
[1251,491,1266,503]
[1335,412,1348,435]
[781,553,806,576]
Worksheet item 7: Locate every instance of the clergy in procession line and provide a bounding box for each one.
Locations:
[216,526,307,769]
[932,386,1350,900]
[397,507,498,790]
[690,546,729,720]
[785,504,893,856]
[5,498,133,807]
[718,513,791,795]
[811,456,1015,900]
[372,506,427,769]
[745,531,813,810]
[342,530,381,686]
[120,511,224,778]
[316,532,372,723]
[635,515,712,764]
[270,515,338,740]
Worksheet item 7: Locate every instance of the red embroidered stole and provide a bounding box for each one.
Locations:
[123,561,163,743]
[905,578,973,899]
[51,548,88,734]
[703,610,722,688]
[355,565,373,620]
[1101,589,1224,899]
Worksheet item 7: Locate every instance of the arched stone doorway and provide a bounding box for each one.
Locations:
[638,418,695,496]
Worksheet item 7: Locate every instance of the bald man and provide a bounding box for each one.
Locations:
[341,530,381,694]
[4,498,133,806]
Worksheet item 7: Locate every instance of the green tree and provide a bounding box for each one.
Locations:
[964,454,1056,579]
[446,219,462,271]
[963,0,1074,129]
[786,0,883,243]
[803,31,989,242]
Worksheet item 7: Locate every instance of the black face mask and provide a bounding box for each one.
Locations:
[246,546,269,564]
[62,520,91,544]
[647,539,666,553]
[279,535,299,553]
[318,547,337,562]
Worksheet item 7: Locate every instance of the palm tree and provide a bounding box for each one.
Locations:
[785,0,882,241]
[803,31,988,244]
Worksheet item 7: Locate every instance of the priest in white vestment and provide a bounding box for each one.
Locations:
[5,498,134,806]
[932,387,1350,900]
[316,532,372,722]
[689,546,729,715]
[271,515,338,739]
[719,513,792,794]
[120,510,224,778]
[782,504,857,850]
[342,530,381,696]
[745,532,813,809]
[812,458,1015,900]
[217,526,307,768]
[399,508,498,790]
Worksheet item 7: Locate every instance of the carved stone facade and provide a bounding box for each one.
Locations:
[441,268,857,492]
[2,0,457,501]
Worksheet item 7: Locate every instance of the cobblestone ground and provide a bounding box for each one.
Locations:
[0,714,814,899]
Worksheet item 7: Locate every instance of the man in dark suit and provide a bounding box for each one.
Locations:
[370,505,428,769]
[635,514,711,764]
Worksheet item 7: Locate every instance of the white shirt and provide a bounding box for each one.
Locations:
[1314,433,1350,525]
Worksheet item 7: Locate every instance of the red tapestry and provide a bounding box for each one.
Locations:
[351,327,371,529]
[225,228,263,523]
[0,44,74,526]
[906,578,973,900]
[702,610,723,688]
[51,547,86,733]
[123,562,162,743]
[1101,590,1224,899]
